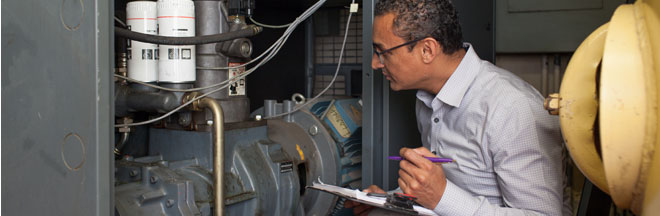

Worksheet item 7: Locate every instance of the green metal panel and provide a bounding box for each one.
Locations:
[508,0,603,12]
[496,0,624,53]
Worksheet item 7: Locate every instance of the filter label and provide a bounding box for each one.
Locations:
[142,49,154,60]
[167,48,192,60]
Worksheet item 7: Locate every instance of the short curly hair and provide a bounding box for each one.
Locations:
[375,0,463,55]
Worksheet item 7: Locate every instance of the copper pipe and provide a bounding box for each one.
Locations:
[198,98,225,216]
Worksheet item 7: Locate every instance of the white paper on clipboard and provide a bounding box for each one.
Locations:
[306,178,437,216]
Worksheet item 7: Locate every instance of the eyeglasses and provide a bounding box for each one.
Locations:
[373,37,426,65]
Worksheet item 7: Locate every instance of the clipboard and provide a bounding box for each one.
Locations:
[306,178,437,216]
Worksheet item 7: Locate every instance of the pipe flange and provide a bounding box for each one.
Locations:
[182,92,203,111]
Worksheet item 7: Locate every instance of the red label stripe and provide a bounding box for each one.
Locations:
[157,16,195,19]
[127,18,157,20]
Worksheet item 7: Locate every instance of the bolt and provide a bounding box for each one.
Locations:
[129,169,138,177]
[544,93,560,115]
[178,116,190,126]
[241,42,251,56]
[150,176,158,184]
[166,199,175,208]
[309,125,319,136]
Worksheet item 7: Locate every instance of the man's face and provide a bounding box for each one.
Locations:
[372,13,425,91]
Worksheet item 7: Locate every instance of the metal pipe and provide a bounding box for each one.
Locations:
[114,132,130,155]
[196,0,229,99]
[197,98,225,216]
[115,84,180,117]
[215,38,253,58]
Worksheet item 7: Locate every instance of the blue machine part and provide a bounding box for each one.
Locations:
[310,99,362,187]
[310,98,362,144]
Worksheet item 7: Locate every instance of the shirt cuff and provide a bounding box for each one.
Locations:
[433,180,480,216]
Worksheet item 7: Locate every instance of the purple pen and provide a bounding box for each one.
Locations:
[388,156,454,163]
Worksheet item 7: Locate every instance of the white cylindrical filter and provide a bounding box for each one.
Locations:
[126,1,158,82]
[157,0,196,83]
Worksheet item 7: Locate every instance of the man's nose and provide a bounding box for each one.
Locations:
[372,53,383,70]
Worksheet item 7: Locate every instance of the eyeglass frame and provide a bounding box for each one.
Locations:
[373,37,427,65]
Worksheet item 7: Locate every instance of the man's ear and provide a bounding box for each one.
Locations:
[421,38,439,64]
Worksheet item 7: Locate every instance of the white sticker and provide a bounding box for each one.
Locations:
[228,62,246,96]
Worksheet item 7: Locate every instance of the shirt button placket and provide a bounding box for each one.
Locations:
[433,106,444,153]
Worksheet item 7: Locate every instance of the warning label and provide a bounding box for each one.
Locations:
[228,62,246,96]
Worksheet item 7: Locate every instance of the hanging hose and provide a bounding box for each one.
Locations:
[114,25,262,45]
[114,131,130,155]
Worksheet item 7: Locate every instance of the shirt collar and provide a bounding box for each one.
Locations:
[417,43,482,108]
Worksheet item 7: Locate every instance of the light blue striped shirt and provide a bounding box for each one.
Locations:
[416,44,568,215]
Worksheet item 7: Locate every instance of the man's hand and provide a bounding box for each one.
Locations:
[344,185,385,216]
[398,147,447,209]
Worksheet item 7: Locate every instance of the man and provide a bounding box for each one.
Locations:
[345,0,568,215]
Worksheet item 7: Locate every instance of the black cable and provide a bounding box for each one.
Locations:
[114,25,263,45]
